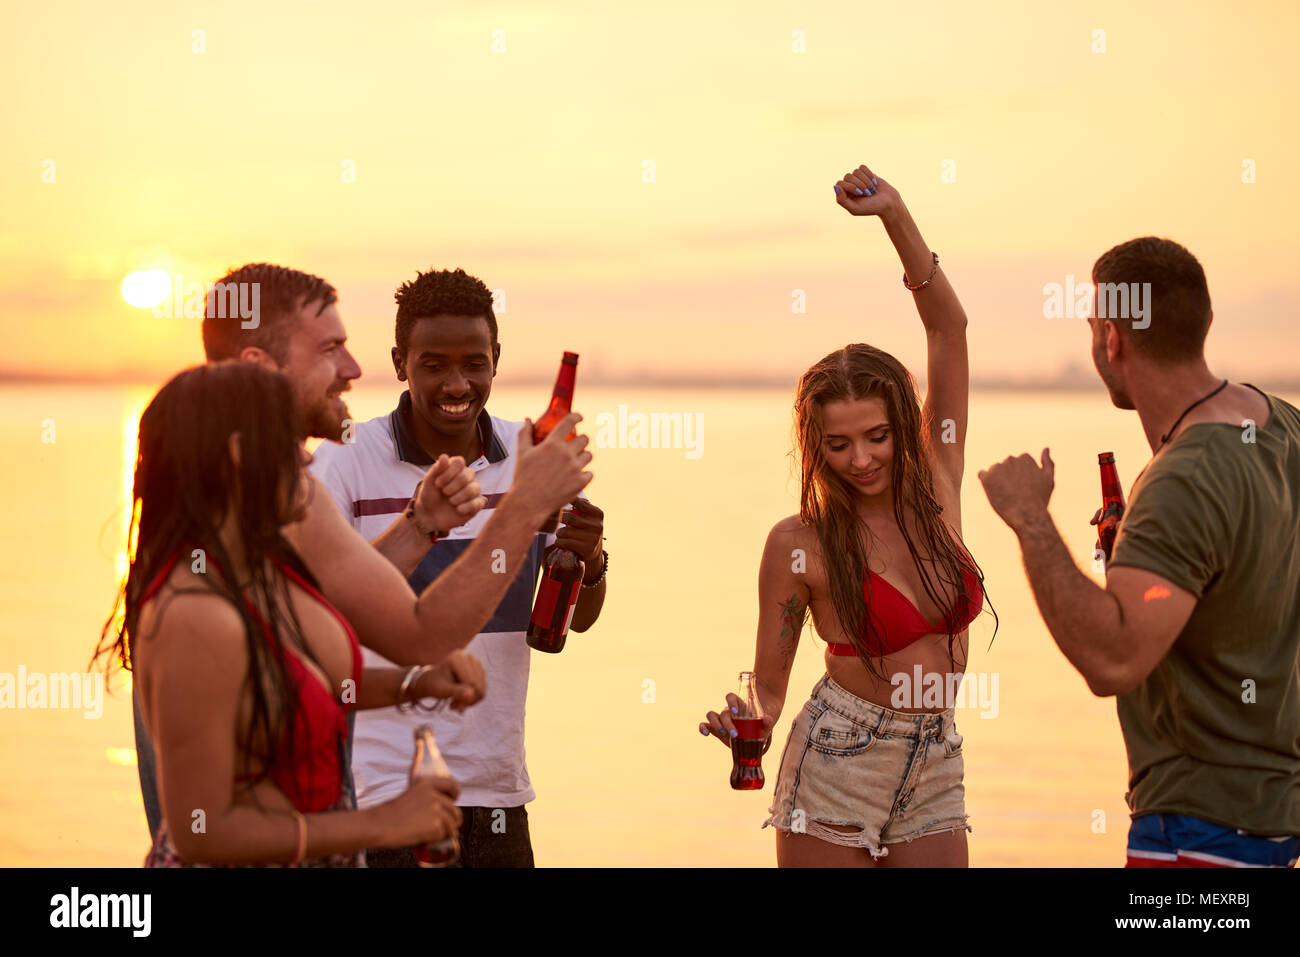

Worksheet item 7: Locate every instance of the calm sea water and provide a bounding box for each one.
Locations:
[5,382,1289,867]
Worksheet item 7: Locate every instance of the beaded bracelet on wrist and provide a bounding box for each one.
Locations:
[582,549,609,589]
[404,496,447,545]
[902,251,940,291]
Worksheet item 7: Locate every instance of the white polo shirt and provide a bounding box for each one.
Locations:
[310,390,562,809]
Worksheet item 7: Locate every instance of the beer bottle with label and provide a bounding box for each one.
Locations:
[1096,452,1126,565]
[527,352,585,654]
[410,725,459,867]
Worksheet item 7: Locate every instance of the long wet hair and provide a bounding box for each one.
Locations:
[94,361,326,783]
[793,344,993,680]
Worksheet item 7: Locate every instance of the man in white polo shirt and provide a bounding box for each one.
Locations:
[311,267,608,866]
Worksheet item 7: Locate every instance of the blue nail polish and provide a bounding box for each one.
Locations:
[834,184,841,195]
[730,706,738,714]
[700,726,710,735]
[729,729,738,738]
[871,177,878,186]
[855,188,863,195]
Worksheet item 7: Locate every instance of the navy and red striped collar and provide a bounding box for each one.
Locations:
[389,390,507,467]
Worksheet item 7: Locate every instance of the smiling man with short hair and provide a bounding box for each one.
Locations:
[311,266,609,867]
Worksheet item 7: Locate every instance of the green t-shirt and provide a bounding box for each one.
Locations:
[1109,388,1300,836]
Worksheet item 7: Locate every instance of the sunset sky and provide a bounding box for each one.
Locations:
[3,0,1298,386]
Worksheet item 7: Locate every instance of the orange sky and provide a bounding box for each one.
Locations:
[3,0,1298,385]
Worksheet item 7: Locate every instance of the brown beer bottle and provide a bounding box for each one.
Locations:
[526,352,584,654]
[1096,452,1126,564]
[410,725,459,867]
[532,351,579,445]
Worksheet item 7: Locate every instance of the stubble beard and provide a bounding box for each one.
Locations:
[300,394,350,443]
[1093,343,1135,411]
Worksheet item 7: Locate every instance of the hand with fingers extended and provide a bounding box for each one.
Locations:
[699,693,777,750]
[833,163,900,218]
[510,412,594,523]
[414,454,485,533]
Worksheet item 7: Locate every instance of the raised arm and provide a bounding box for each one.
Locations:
[835,164,970,491]
[289,414,592,667]
[701,518,812,745]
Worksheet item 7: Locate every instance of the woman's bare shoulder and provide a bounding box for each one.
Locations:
[763,514,827,589]
[137,569,248,664]
[765,514,823,558]
[769,513,814,539]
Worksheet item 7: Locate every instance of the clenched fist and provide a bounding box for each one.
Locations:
[414,454,485,533]
[978,449,1056,531]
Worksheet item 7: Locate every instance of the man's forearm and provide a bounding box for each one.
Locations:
[402,495,547,663]
[1014,511,1127,693]
[371,511,436,579]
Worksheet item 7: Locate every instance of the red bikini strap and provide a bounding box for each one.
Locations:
[274,556,357,643]
[274,556,325,604]
[138,550,183,606]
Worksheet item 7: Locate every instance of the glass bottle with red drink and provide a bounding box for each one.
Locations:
[1095,452,1126,564]
[730,671,767,791]
[410,725,459,867]
[526,351,585,654]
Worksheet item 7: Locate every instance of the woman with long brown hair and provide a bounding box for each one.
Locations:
[95,361,484,866]
[701,163,991,867]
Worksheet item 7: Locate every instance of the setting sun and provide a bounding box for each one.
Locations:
[120,270,171,310]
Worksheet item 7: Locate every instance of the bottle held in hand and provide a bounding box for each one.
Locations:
[527,352,584,654]
[730,671,767,791]
[531,351,578,445]
[1096,452,1126,564]
[411,725,459,867]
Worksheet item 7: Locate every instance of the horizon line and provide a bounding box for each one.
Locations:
[3,368,1298,393]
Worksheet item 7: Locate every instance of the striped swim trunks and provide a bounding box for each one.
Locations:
[1127,813,1299,868]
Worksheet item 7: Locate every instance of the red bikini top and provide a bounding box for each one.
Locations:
[826,559,984,658]
[138,549,362,814]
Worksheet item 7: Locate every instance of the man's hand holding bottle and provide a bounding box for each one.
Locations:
[511,412,594,522]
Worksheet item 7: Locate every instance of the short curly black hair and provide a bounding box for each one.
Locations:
[394,267,497,359]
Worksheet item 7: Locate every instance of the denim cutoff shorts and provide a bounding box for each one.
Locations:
[763,673,971,860]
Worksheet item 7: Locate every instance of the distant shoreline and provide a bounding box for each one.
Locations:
[4,370,1299,393]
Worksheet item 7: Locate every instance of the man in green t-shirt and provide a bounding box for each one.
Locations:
[977,236,1300,868]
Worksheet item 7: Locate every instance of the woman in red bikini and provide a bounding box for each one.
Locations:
[702,163,992,867]
[96,362,483,866]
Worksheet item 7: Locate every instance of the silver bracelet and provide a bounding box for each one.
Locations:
[396,665,434,713]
